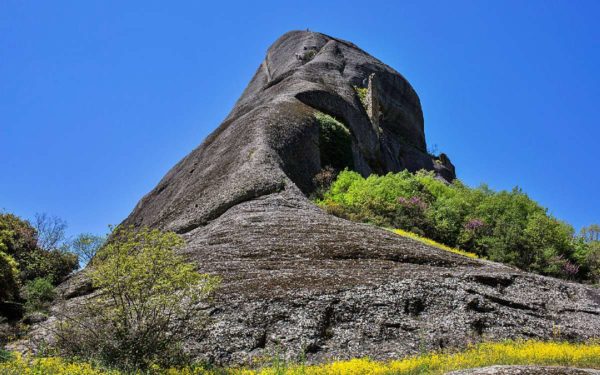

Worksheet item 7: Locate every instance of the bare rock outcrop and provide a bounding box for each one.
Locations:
[51,31,600,366]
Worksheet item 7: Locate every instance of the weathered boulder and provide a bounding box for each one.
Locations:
[31,31,600,366]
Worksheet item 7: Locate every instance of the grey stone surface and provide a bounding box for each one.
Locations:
[25,31,600,366]
[122,30,454,234]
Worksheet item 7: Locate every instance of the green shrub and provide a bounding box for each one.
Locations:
[574,227,600,283]
[584,242,600,283]
[0,213,38,263]
[353,86,368,110]
[0,251,19,302]
[54,226,220,371]
[315,112,354,171]
[19,248,78,284]
[0,213,78,285]
[24,277,55,313]
[316,169,589,281]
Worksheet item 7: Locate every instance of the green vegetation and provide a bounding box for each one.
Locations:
[315,112,354,171]
[316,169,600,282]
[0,347,12,363]
[0,213,108,314]
[1,340,599,374]
[70,233,106,266]
[0,250,19,302]
[54,226,220,372]
[0,213,78,306]
[303,49,317,60]
[23,277,55,313]
[353,86,368,110]
[576,224,600,282]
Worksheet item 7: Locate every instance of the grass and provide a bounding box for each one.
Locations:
[392,228,479,259]
[1,340,599,374]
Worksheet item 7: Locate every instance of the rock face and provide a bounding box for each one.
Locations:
[73,31,600,365]
[123,30,454,233]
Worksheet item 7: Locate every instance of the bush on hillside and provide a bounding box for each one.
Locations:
[54,226,220,371]
[0,251,19,303]
[19,248,78,284]
[0,213,78,286]
[584,242,600,282]
[316,169,592,281]
[23,277,55,313]
[0,212,79,324]
[0,213,38,263]
[574,225,600,283]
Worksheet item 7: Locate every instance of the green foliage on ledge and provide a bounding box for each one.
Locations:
[315,169,600,282]
[353,86,368,111]
[315,112,354,171]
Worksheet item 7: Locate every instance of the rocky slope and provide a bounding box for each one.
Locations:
[51,31,600,365]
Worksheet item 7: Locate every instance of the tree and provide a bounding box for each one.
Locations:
[581,224,600,243]
[55,226,220,371]
[0,214,78,284]
[585,242,600,283]
[576,225,600,283]
[23,213,77,283]
[33,213,68,251]
[0,212,77,321]
[70,234,105,266]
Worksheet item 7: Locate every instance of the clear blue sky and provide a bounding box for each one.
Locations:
[1,1,598,239]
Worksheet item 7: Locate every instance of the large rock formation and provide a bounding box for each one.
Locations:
[52,31,600,365]
[123,30,454,233]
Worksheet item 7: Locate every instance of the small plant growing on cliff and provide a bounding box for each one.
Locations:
[315,112,354,171]
[54,226,220,371]
[353,86,368,111]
